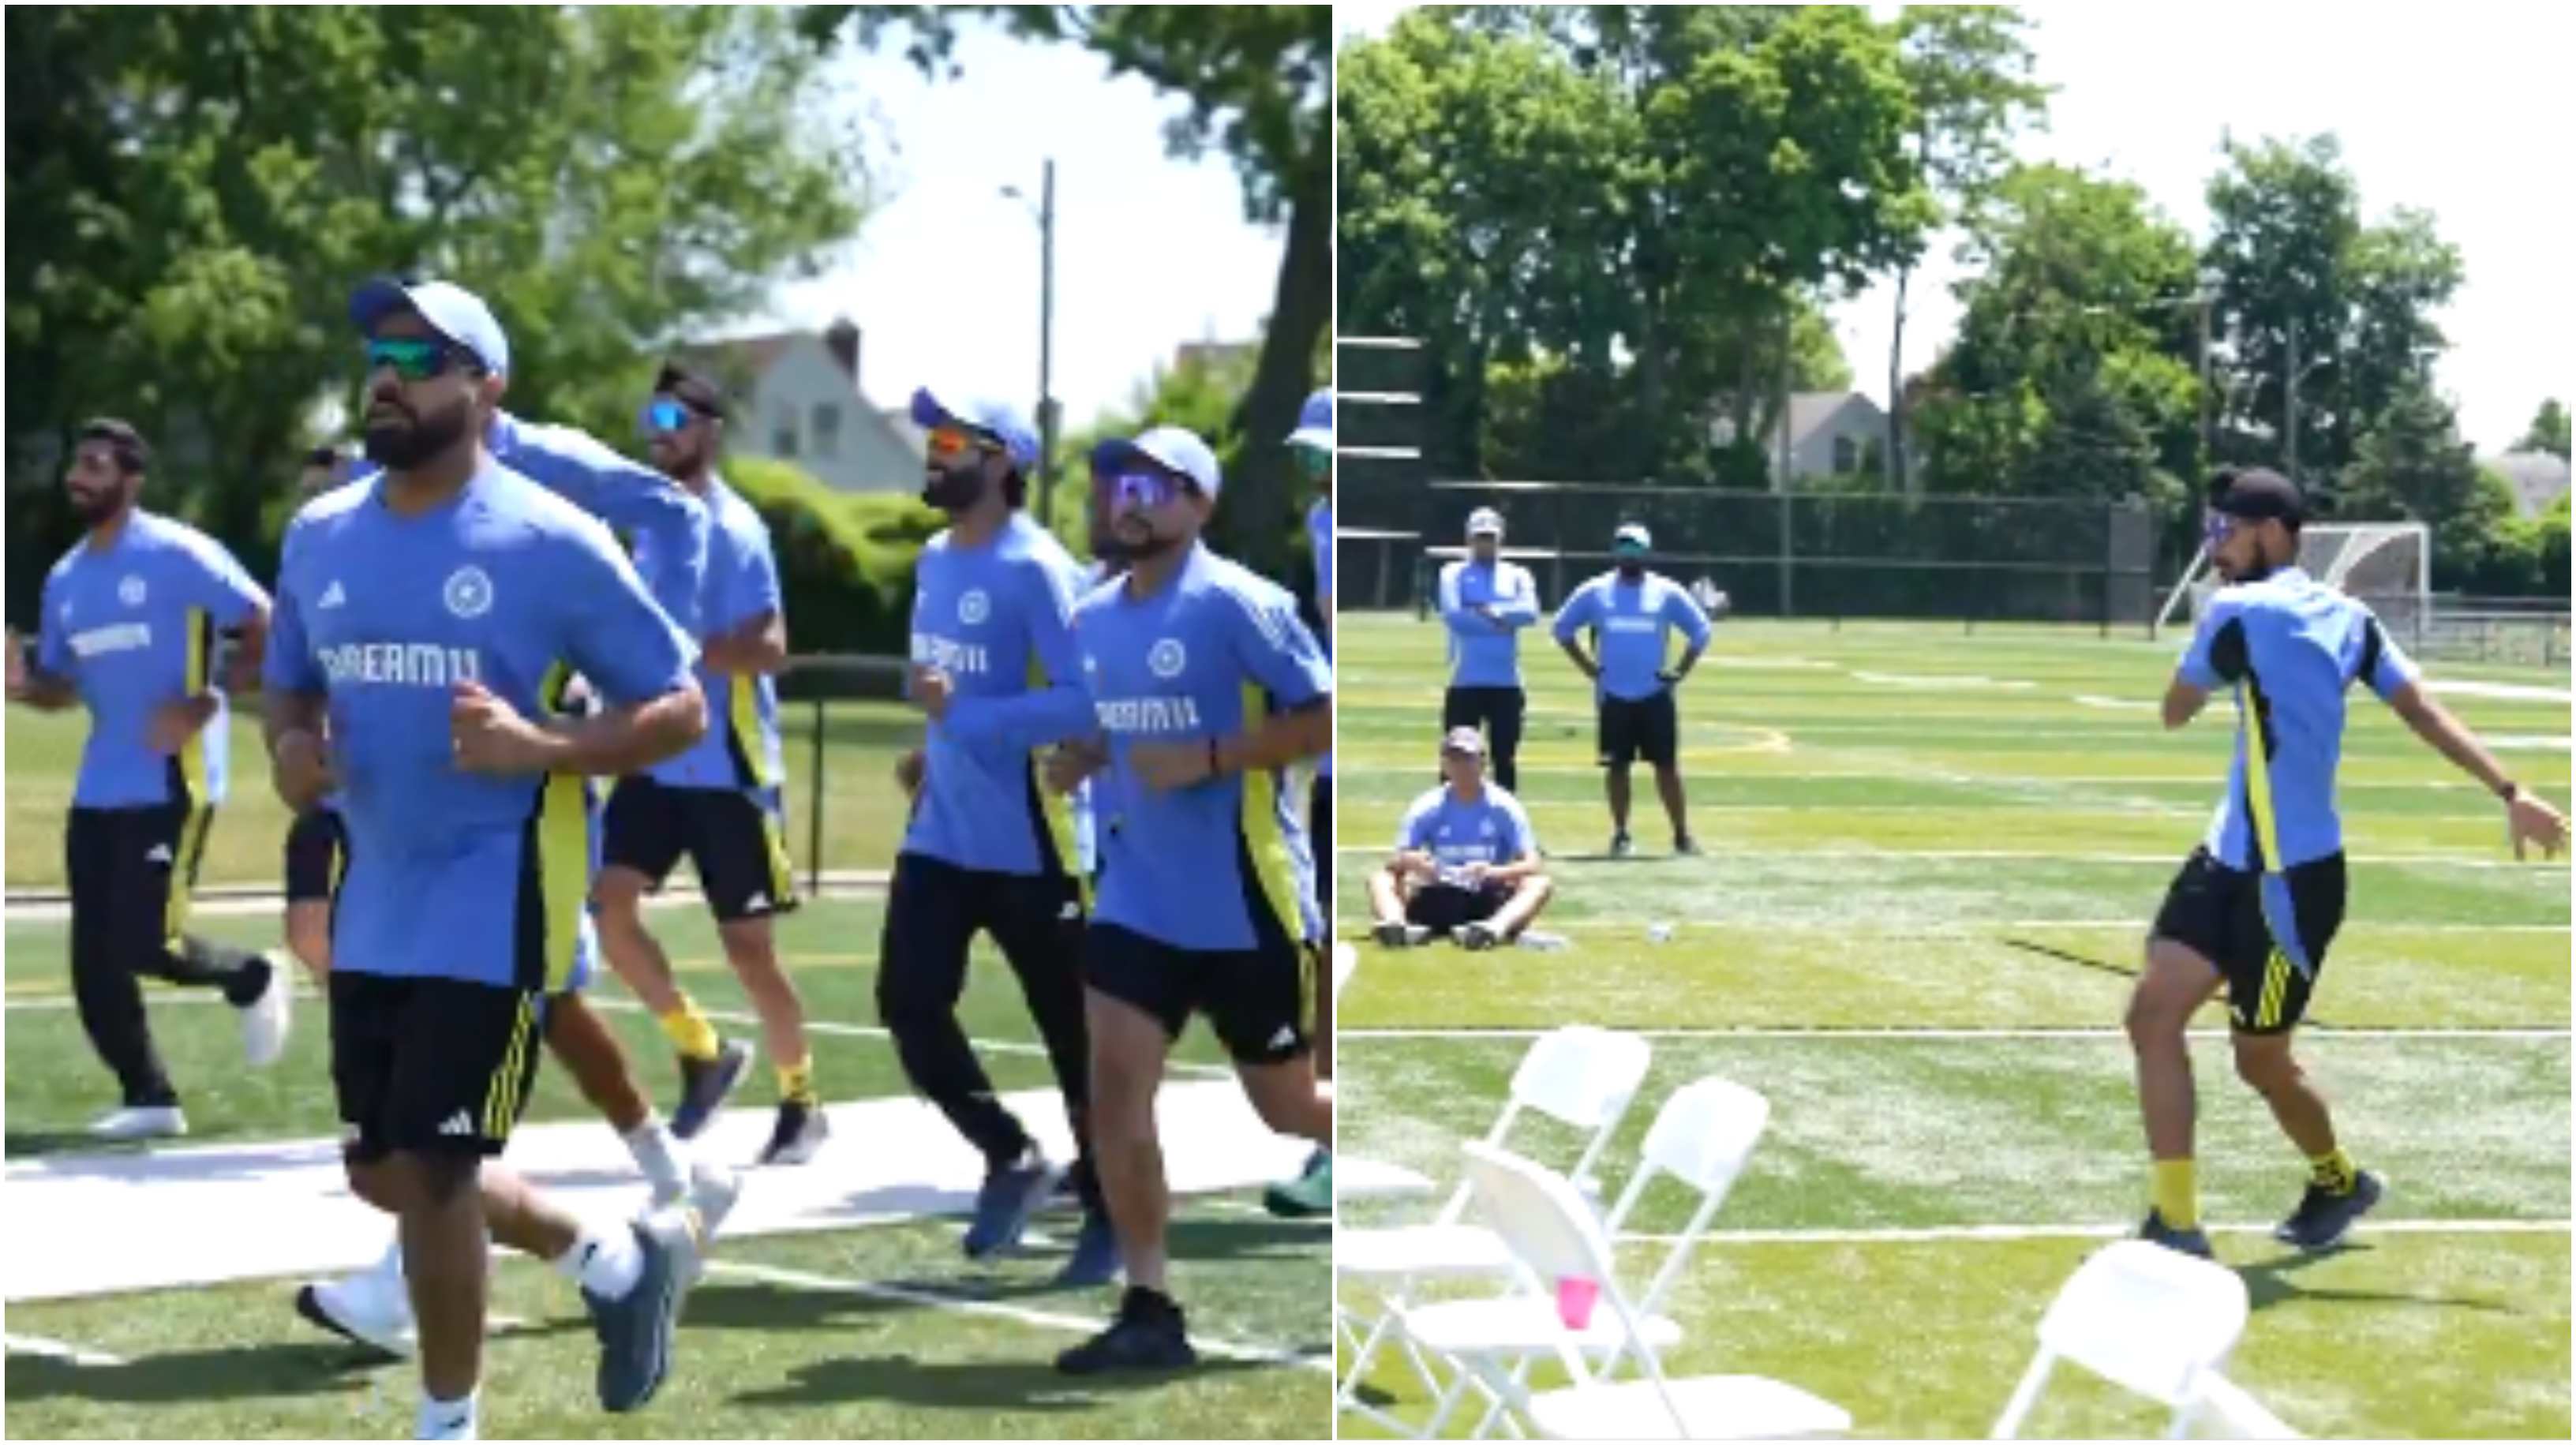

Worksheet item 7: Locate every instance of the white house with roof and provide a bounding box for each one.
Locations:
[680,318,922,493]
[1709,390,1889,486]
[2486,450,2571,518]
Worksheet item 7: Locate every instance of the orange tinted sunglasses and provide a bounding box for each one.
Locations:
[926,425,1001,462]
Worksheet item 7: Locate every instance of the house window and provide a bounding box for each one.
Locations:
[1833,434,1859,474]
[773,410,799,459]
[811,403,841,459]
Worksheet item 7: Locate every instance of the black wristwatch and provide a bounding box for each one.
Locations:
[2497,779,2522,803]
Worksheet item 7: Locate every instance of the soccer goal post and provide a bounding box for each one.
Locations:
[2155,522,2432,643]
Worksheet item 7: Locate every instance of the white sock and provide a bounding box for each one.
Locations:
[555,1222,644,1300]
[623,1114,688,1198]
[416,1388,477,1440]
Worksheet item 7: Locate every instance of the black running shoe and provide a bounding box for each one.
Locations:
[2273,1169,2383,1252]
[758,1097,829,1166]
[1056,1286,1197,1374]
[2138,1207,2214,1260]
[671,1039,751,1140]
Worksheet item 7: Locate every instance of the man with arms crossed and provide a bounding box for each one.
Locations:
[1438,507,1540,791]
[2130,468,2567,1258]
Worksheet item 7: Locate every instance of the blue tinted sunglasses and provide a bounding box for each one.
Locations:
[1110,470,1187,509]
[638,398,700,436]
[2203,509,2237,548]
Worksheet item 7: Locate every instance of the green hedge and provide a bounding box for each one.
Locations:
[723,456,939,657]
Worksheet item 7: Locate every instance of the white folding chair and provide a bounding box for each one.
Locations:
[1991,1240,2299,1439]
[1335,1027,1654,1437]
[1395,1076,1775,1436]
[1452,1140,1853,1439]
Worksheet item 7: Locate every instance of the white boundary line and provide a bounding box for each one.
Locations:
[2,1333,129,1367]
[1342,1026,2571,1042]
[703,1260,1330,1373]
[1354,916,2572,936]
[1328,844,2560,870]
[1614,1219,2571,1245]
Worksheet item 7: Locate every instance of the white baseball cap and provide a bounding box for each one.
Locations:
[1091,425,1222,501]
[1440,725,1486,756]
[348,278,510,376]
[1466,507,1505,538]
[1613,522,1652,552]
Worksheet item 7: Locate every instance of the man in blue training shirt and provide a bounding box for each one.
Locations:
[9,418,292,1140]
[1049,425,1334,1374]
[1552,521,1712,857]
[1368,726,1554,949]
[1438,507,1541,790]
[882,383,1110,1282]
[2130,468,2566,1261]
[264,278,712,1436]
[1268,387,1339,1221]
[589,362,822,1168]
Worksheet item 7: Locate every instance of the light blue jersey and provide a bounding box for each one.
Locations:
[902,513,1095,877]
[647,476,786,795]
[1397,782,1537,888]
[38,511,268,808]
[1310,497,1334,781]
[1072,542,1332,951]
[2177,567,2419,870]
[1438,558,1541,688]
[264,463,696,990]
[1551,569,1712,701]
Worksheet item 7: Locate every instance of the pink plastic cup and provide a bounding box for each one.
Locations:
[1556,1275,1601,1331]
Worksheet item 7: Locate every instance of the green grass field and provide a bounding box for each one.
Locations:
[1334,613,2570,1439]
[3,716,1328,1438]
[3,697,922,890]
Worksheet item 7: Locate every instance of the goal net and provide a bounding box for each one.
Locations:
[2156,522,2430,642]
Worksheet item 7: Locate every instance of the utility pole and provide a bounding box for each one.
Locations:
[2196,291,2214,468]
[1005,160,1059,524]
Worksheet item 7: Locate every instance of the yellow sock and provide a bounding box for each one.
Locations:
[657,996,721,1063]
[777,1061,816,1107]
[2308,1147,2357,1194]
[2151,1159,2199,1230]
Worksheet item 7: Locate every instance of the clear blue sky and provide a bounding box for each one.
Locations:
[745,19,1288,433]
[1339,4,2573,454]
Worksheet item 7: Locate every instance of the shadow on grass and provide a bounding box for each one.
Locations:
[2238,1245,2516,1315]
[727,1350,1284,1413]
[4,1338,384,1407]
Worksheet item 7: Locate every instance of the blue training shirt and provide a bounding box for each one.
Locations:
[1309,498,1333,781]
[1438,558,1541,688]
[903,512,1096,878]
[2177,566,2419,873]
[1072,541,1333,952]
[39,511,269,808]
[264,462,697,990]
[1396,781,1537,889]
[1551,569,1712,702]
[647,475,786,795]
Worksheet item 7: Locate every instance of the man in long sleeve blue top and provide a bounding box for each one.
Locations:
[885,384,1110,1283]
[1437,506,1540,790]
[1552,522,1711,857]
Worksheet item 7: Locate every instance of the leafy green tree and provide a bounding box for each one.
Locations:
[800,5,1328,572]
[2516,399,2570,459]
[7,6,863,619]
[2338,374,2498,591]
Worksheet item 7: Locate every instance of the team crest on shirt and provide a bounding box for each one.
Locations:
[957,588,990,625]
[443,565,495,620]
[118,575,146,607]
[1148,638,1186,679]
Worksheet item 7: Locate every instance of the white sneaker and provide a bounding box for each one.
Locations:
[239,952,292,1068]
[687,1161,743,1240]
[294,1266,418,1358]
[89,1105,187,1140]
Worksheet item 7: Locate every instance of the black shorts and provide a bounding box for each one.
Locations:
[1597,690,1679,768]
[601,775,796,923]
[329,971,545,1161]
[1405,881,1508,934]
[283,807,346,905]
[2151,847,2348,1035]
[1085,923,1311,1065]
[66,800,213,951]
[1309,772,1332,935]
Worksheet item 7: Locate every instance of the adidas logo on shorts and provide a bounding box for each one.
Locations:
[437,1110,474,1138]
[1267,1025,1297,1051]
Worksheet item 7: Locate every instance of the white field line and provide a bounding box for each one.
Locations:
[1332,765,2548,792]
[705,1260,1329,1373]
[2431,679,2573,704]
[1388,916,2570,935]
[0,993,1239,1080]
[2,1333,129,1366]
[1341,1026,2570,1042]
[1615,1219,2571,1246]
[2,870,894,922]
[1328,844,2559,870]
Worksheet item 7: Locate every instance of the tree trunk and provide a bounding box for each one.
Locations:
[1218,158,1328,577]
[1890,262,1912,496]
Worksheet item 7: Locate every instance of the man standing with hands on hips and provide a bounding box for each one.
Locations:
[1552,521,1711,858]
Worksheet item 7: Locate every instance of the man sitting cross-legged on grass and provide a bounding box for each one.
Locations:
[1369,726,1552,951]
